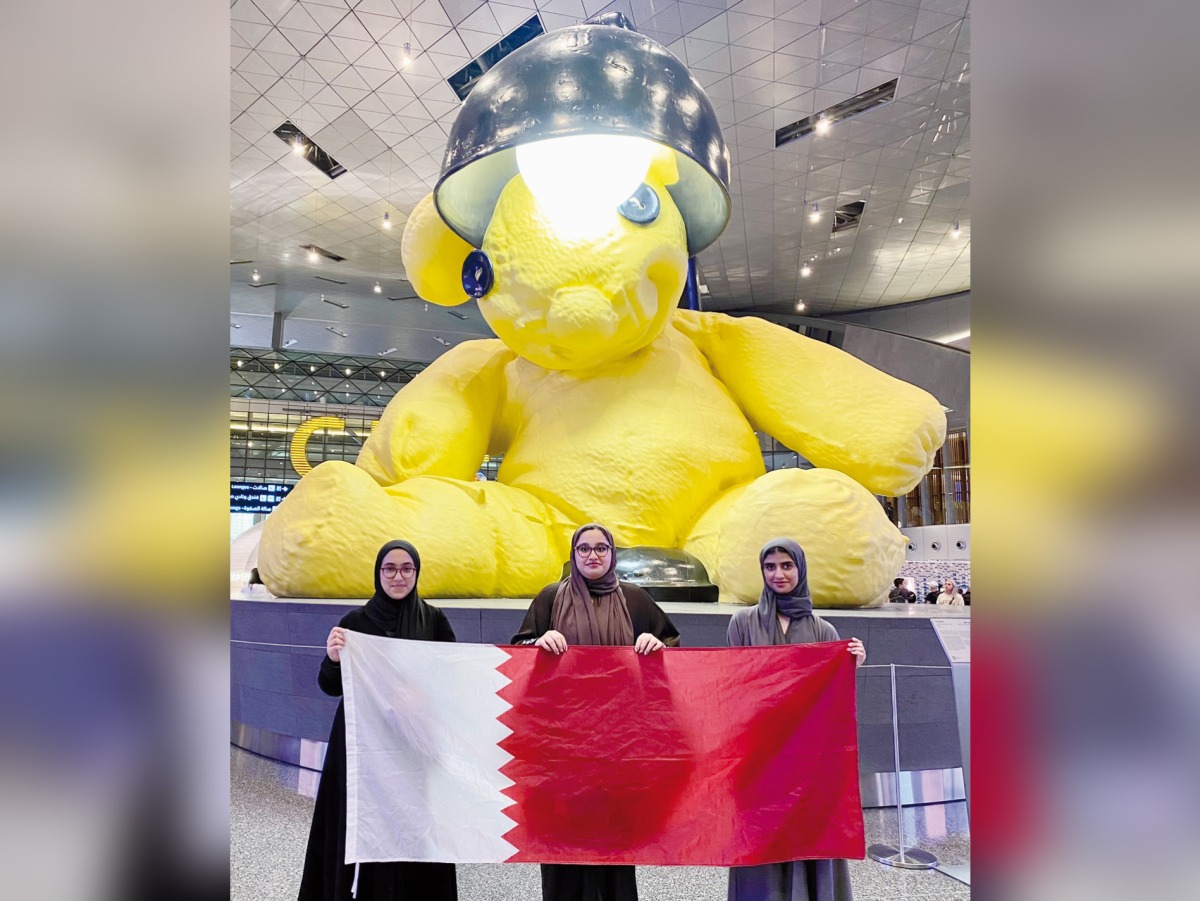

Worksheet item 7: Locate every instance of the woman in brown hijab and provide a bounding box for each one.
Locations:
[512,522,681,901]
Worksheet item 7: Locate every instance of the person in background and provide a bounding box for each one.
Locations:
[888,577,916,603]
[726,537,865,901]
[512,522,680,901]
[935,579,965,606]
[298,540,459,901]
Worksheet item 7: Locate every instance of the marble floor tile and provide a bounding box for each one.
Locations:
[231,747,970,900]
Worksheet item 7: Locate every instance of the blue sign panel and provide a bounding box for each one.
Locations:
[230,481,294,513]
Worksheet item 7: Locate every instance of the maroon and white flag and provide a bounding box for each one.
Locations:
[341,634,864,866]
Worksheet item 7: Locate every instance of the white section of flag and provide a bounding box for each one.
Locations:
[342,634,517,863]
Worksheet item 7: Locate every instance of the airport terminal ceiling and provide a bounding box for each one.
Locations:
[230,0,969,360]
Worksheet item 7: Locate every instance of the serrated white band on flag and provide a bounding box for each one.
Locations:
[342,634,517,864]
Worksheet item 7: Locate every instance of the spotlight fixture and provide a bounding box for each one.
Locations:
[401,42,412,67]
[251,268,260,282]
[897,217,904,224]
[273,121,346,178]
[383,211,392,229]
[374,281,382,294]
[300,243,345,263]
[230,322,242,329]
[951,221,961,238]
[273,362,281,369]
[800,265,812,277]
[377,347,397,356]
[235,360,243,367]
[308,249,319,263]
[795,301,806,312]
[282,338,298,348]
[344,368,352,375]
[433,336,451,346]
[809,203,821,223]
[775,79,898,148]
[325,326,348,337]
[309,365,315,372]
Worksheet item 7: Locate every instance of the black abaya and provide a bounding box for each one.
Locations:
[298,543,459,901]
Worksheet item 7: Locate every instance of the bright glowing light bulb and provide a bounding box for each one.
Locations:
[251,268,260,282]
[401,42,412,67]
[292,136,305,155]
[951,221,961,238]
[308,250,319,263]
[800,265,811,277]
[383,211,392,229]
[374,281,382,294]
[795,301,806,311]
[809,203,820,223]
[516,135,656,240]
[815,115,831,135]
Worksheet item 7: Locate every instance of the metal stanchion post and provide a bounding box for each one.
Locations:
[868,664,938,869]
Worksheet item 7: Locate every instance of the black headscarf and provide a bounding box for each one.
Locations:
[361,540,438,640]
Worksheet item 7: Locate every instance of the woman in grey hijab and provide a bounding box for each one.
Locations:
[726,538,866,901]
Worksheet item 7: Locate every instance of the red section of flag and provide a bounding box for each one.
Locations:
[494,643,864,866]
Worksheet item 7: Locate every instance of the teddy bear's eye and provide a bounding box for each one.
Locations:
[618,183,660,225]
[461,250,494,298]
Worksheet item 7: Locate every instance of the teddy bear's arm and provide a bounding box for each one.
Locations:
[355,339,516,486]
[672,309,946,496]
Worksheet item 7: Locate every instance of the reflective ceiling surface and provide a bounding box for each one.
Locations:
[230,0,969,360]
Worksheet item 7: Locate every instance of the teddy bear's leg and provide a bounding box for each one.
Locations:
[684,467,905,608]
[258,461,576,598]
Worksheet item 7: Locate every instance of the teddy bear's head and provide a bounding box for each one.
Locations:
[402,158,689,371]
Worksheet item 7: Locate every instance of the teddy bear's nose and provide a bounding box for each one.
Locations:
[545,286,618,339]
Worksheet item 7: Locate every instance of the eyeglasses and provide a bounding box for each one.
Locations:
[381,564,416,578]
[574,544,611,557]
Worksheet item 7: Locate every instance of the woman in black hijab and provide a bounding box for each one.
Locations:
[726,538,865,901]
[298,540,458,901]
[512,523,681,901]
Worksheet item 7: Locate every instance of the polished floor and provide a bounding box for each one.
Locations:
[231,747,970,900]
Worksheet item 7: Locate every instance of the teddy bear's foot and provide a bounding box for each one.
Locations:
[258,461,576,598]
[684,467,905,608]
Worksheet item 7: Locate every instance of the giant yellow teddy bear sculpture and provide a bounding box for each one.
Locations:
[259,158,945,605]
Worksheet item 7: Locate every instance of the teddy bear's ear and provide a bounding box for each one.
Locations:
[401,193,476,307]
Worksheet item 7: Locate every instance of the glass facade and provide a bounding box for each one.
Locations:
[889,428,970,528]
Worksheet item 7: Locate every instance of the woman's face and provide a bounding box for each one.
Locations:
[573,528,613,580]
[379,547,417,600]
[762,549,799,595]
[944,580,955,593]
